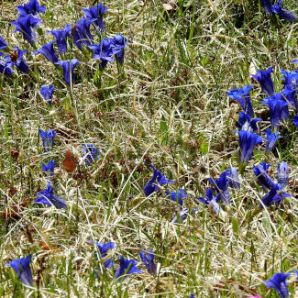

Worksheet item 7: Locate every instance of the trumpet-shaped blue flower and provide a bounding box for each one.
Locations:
[6,47,30,73]
[49,25,72,54]
[0,36,7,49]
[265,129,280,152]
[112,34,128,64]
[227,85,254,116]
[12,14,41,44]
[34,41,58,63]
[262,94,289,128]
[293,115,298,126]
[72,18,93,50]
[115,256,142,279]
[35,182,66,209]
[55,59,79,85]
[253,162,278,190]
[139,250,157,275]
[88,240,116,268]
[252,66,274,96]
[225,167,241,189]
[281,69,298,88]
[278,161,288,189]
[0,55,14,76]
[17,0,45,15]
[89,38,114,68]
[6,255,33,286]
[39,129,56,152]
[281,84,297,111]
[272,0,297,22]
[82,144,100,165]
[265,272,290,298]
[261,189,291,206]
[238,130,262,162]
[198,188,221,214]
[41,160,56,176]
[144,165,174,197]
[166,188,188,206]
[236,112,261,132]
[40,84,54,103]
[82,3,108,30]
[260,0,273,13]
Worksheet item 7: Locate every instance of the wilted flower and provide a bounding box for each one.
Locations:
[115,256,142,279]
[40,84,54,103]
[112,34,128,64]
[144,165,174,197]
[139,250,157,275]
[265,272,290,298]
[89,38,114,68]
[88,240,116,268]
[262,93,289,128]
[39,129,56,152]
[82,144,100,165]
[49,25,72,54]
[82,3,108,30]
[198,188,221,214]
[6,255,33,286]
[35,182,66,209]
[238,130,262,162]
[271,0,297,22]
[12,14,41,44]
[165,188,188,206]
[17,0,45,15]
[278,161,288,189]
[227,85,254,117]
[34,41,58,63]
[41,160,56,176]
[55,59,79,85]
[252,66,274,96]
[0,36,7,49]
[72,18,93,50]
[265,129,280,152]
[236,112,261,132]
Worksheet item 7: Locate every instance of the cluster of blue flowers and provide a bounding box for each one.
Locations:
[260,0,297,22]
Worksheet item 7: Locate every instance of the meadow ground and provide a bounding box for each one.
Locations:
[0,0,298,297]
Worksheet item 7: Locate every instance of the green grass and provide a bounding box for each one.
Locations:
[0,0,298,297]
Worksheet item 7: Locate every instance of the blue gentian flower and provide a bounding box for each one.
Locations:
[82,3,108,30]
[139,250,157,275]
[272,0,297,22]
[198,188,221,214]
[72,18,93,50]
[171,208,191,223]
[34,41,58,64]
[112,34,128,64]
[41,160,56,176]
[265,272,290,298]
[238,130,262,162]
[277,161,288,189]
[11,14,41,44]
[6,255,33,286]
[0,36,7,49]
[260,0,273,13]
[281,84,297,111]
[293,115,298,126]
[40,84,54,103]
[35,182,66,209]
[253,162,278,190]
[281,69,298,87]
[265,129,280,152]
[115,256,142,279]
[262,94,289,128]
[189,294,196,298]
[165,188,188,206]
[6,47,30,73]
[144,165,174,197]
[89,38,114,68]
[225,167,241,189]
[0,54,14,76]
[252,66,274,96]
[55,59,79,85]
[39,129,56,152]
[49,25,72,54]
[88,240,116,268]
[82,144,100,165]
[17,0,46,15]
[261,189,291,206]
[236,112,261,132]
[209,170,232,204]
[227,85,254,116]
